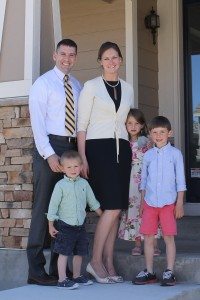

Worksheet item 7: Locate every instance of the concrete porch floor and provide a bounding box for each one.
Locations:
[1,282,200,300]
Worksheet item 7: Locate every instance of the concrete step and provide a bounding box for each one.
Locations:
[176,216,200,240]
[114,238,200,283]
[1,216,200,291]
[1,237,200,292]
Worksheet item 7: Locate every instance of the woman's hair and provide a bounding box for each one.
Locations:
[127,108,148,137]
[97,41,123,61]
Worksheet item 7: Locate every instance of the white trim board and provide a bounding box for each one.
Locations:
[0,80,32,98]
[157,0,184,150]
[51,0,62,49]
[24,0,41,82]
[0,0,7,53]
[125,0,138,107]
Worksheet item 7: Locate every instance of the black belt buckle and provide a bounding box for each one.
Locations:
[67,137,76,143]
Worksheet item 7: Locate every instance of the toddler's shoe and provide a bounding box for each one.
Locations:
[133,269,158,285]
[57,278,79,289]
[160,269,176,286]
[73,275,93,286]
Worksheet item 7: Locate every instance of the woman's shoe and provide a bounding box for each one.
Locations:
[109,275,123,283]
[86,263,114,284]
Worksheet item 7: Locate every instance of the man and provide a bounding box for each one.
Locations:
[27,39,82,285]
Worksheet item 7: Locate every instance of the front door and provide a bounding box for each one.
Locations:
[184,0,200,202]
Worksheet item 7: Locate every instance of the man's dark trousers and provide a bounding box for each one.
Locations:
[27,135,76,277]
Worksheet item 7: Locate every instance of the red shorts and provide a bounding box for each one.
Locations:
[140,201,177,236]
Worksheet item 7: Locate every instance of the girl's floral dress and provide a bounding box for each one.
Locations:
[118,136,151,241]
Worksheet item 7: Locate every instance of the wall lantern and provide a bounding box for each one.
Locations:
[144,7,160,45]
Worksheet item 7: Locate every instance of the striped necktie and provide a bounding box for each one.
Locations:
[64,75,75,135]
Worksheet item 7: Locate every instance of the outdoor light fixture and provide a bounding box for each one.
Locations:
[144,7,160,45]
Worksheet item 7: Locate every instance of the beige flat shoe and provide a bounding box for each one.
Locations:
[109,275,123,283]
[86,263,115,284]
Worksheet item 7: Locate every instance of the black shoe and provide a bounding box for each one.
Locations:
[27,273,57,286]
[133,269,158,285]
[160,269,176,286]
[57,278,79,290]
[73,275,93,285]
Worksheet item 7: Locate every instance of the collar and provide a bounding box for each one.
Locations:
[154,142,171,153]
[64,175,80,182]
[53,66,71,81]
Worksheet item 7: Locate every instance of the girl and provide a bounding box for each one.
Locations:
[118,109,161,256]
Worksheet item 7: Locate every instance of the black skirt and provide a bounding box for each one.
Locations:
[86,139,132,210]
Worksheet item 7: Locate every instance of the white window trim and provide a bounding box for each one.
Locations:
[0,0,41,99]
[0,0,7,53]
[125,0,138,107]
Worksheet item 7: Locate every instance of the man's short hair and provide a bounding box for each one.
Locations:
[148,116,172,131]
[56,39,77,53]
[60,150,82,165]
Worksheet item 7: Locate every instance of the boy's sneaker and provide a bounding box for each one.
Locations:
[161,269,176,286]
[57,278,79,289]
[133,269,158,285]
[73,275,93,285]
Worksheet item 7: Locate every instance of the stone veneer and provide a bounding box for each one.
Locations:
[0,98,33,248]
[0,98,96,249]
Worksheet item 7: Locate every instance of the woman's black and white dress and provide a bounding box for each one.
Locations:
[78,76,134,210]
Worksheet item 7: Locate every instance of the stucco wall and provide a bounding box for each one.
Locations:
[0,0,25,82]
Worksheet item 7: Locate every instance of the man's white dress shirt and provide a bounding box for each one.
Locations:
[29,66,82,159]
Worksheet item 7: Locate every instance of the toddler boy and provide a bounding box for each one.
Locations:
[47,150,102,289]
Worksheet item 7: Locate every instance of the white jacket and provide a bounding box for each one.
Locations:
[77,76,134,141]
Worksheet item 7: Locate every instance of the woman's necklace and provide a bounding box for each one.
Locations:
[102,75,120,101]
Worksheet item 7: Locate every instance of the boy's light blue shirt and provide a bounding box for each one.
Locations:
[140,142,186,208]
[47,176,100,226]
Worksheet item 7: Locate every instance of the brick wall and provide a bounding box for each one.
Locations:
[0,98,97,249]
[0,99,33,248]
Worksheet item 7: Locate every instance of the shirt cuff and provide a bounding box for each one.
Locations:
[38,147,55,160]
[89,203,100,211]
[177,185,187,192]
[47,215,58,221]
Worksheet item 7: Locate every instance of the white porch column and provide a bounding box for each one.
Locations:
[157,0,184,150]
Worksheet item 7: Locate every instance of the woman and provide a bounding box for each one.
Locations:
[77,42,134,283]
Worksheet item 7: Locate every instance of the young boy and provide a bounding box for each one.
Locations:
[47,150,102,289]
[133,116,186,287]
